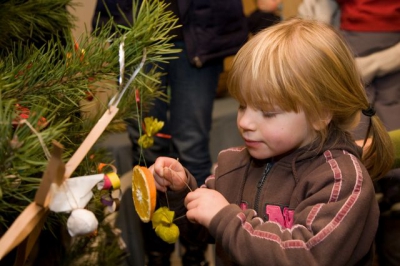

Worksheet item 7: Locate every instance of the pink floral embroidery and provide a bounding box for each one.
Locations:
[266,205,294,228]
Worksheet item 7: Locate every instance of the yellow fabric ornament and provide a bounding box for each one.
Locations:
[138,117,164,148]
[151,207,180,244]
[138,134,154,149]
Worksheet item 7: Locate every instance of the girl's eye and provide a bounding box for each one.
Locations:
[238,105,246,111]
[263,112,277,118]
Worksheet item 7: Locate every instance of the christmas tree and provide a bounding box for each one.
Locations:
[0,0,179,264]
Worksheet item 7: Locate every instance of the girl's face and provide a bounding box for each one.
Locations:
[237,104,316,160]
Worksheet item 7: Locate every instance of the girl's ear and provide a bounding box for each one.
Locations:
[312,111,333,131]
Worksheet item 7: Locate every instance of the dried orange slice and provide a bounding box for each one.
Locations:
[132,165,157,222]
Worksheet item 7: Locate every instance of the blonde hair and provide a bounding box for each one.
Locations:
[228,18,394,180]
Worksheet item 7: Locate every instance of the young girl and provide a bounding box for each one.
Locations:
[149,18,394,265]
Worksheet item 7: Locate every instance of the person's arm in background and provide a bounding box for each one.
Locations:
[356,129,400,169]
[297,0,339,26]
[355,42,400,84]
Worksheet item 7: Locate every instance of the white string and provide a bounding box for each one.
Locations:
[108,48,147,108]
[166,158,192,192]
[118,35,126,90]
[17,119,51,160]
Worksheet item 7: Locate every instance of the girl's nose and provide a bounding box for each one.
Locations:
[238,108,257,131]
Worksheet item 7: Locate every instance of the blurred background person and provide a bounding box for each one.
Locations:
[247,0,282,35]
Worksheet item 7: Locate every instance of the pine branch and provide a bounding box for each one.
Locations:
[0,0,76,53]
[0,0,181,263]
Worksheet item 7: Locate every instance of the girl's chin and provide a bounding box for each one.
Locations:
[247,149,270,160]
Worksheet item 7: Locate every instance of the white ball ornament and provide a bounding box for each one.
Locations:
[67,209,98,237]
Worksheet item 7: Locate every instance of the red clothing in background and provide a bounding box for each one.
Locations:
[337,0,400,31]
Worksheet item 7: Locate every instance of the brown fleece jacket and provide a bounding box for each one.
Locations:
[161,133,379,265]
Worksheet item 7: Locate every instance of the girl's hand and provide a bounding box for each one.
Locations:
[184,188,229,228]
[149,157,188,192]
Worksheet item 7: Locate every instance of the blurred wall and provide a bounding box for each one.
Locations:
[68,0,96,41]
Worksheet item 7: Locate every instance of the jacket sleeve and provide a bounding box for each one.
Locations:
[208,152,379,265]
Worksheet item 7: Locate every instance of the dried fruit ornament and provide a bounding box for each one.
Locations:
[131,165,180,244]
[132,165,156,223]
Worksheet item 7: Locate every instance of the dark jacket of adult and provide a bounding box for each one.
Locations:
[176,0,248,67]
[92,0,249,68]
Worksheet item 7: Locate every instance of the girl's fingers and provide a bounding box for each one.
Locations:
[150,165,170,192]
[184,191,198,207]
[151,157,188,191]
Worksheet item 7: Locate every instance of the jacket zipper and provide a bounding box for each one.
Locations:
[254,163,272,213]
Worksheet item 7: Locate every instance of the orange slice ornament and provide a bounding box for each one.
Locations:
[132,165,157,222]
